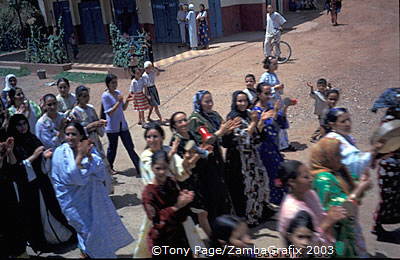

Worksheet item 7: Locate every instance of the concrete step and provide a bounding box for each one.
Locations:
[67,69,108,74]
[71,63,113,72]
[0,65,21,70]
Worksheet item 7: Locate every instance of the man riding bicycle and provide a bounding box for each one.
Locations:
[264,4,287,61]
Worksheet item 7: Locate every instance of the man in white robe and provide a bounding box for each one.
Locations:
[186,4,198,50]
[264,5,287,60]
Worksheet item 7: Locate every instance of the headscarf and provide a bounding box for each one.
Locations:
[310,137,355,194]
[7,114,44,174]
[371,88,400,112]
[188,4,194,10]
[192,90,221,131]
[226,90,250,120]
[3,74,17,91]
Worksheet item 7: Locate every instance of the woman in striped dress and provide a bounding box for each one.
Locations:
[130,68,149,126]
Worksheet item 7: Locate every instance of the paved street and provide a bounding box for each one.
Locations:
[13,0,399,257]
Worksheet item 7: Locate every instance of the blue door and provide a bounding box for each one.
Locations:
[151,0,180,43]
[208,0,223,38]
[113,0,140,36]
[53,1,74,41]
[78,1,107,44]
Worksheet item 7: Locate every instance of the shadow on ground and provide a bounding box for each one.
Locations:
[111,193,142,210]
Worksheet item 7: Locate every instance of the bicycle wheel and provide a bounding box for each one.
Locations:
[272,41,292,64]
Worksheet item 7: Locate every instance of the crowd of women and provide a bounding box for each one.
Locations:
[0,57,399,258]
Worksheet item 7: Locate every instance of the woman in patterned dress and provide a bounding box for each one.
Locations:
[252,83,292,207]
[223,91,271,226]
[196,4,210,49]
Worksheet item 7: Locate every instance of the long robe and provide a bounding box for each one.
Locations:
[188,111,233,222]
[186,10,198,48]
[223,117,269,225]
[51,143,133,258]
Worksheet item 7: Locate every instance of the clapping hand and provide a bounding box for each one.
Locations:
[249,110,259,123]
[43,148,53,159]
[261,110,275,121]
[175,189,194,209]
[77,139,94,160]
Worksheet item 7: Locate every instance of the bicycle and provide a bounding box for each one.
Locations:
[271,39,292,64]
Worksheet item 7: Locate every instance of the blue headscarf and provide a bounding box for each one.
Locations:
[192,90,221,131]
[371,88,400,112]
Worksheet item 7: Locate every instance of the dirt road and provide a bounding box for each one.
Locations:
[21,0,399,257]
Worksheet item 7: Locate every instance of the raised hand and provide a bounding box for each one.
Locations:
[33,146,45,160]
[327,206,347,223]
[77,139,93,158]
[175,189,194,209]
[261,110,275,121]
[170,138,181,157]
[43,148,53,159]
[249,110,259,123]
[306,82,314,90]
[5,137,14,155]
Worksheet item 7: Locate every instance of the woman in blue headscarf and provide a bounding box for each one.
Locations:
[188,90,240,223]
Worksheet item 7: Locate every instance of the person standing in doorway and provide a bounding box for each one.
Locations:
[186,4,198,50]
[177,4,188,48]
[264,5,287,61]
[196,4,210,49]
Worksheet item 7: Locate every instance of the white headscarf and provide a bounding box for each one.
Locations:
[3,74,17,91]
[188,4,194,10]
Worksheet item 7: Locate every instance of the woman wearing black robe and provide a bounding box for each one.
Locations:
[7,114,77,254]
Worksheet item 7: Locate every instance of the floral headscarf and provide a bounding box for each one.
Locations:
[192,90,221,131]
[310,137,355,194]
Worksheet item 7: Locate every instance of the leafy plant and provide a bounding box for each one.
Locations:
[25,17,69,64]
[109,24,148,68]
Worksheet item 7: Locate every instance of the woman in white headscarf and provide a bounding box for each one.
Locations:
[186,4,198,50]
[2,74,18,107]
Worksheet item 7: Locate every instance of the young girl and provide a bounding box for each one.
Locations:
[101,74,141,175]
[320,89,340,137]
[71,85,113,194]
[143,61,165,124]
[129,68,149,126]
[259,56,294,151]
[210,215,253,257]
[242,74,257,105]
[56,78,76,117]
[35,93,66,149]
[7,87,41,134]
[142,150,194,257]
[285,210,316,258]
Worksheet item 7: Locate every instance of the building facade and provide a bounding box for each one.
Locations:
[37,0,288,44]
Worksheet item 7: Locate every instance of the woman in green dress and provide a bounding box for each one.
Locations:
[188,90,241,223]
[310,137,371,257]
